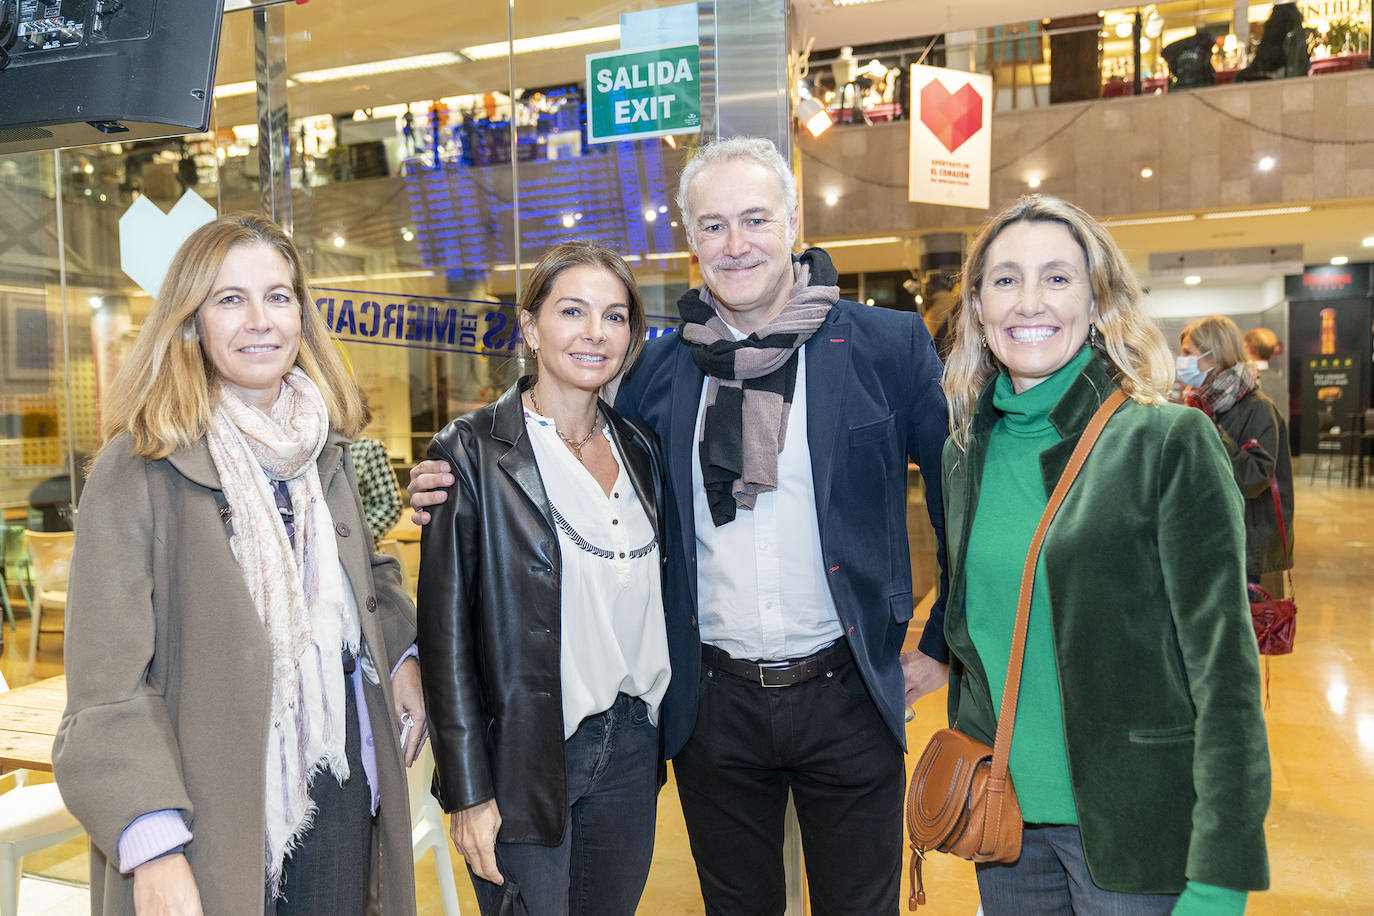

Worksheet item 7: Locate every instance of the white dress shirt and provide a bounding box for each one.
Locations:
[692,345,843,661]
[524,407,672,738]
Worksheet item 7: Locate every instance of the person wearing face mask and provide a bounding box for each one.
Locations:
[938,196,1269,914]
[1179,315,1294,601]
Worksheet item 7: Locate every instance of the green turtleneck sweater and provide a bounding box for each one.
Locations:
[964,346,1247,915]
[964,346,1091,825]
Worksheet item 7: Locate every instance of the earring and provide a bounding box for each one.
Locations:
[531,347,539,360]
[1089,323,1100,348]
[980,334,987,349]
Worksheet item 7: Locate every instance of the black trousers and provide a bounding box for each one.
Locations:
[269,677,374,916]
[672,647,904,916]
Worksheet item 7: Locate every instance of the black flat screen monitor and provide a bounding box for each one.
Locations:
[0,0,224,154]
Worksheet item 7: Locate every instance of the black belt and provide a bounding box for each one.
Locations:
[701,641,852,688]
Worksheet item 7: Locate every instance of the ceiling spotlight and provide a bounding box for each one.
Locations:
[1257,156,1276,172]
[1139,167,1154,180]
[1363,236,1374,247]
[332,235,345,248]
[1184,275,1202,285]
[644,208,658,222]
[561,214,576,228]
[1114,21,1133,38]
[796,97,832,139]
[824,192,839,206]
[401,228,414,241]
[864,297,875,306]
[658,205,668,213]
[1027,175,1042,189]
[1331,255,1349,265]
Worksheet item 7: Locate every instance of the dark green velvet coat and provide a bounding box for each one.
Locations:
[942,355,1270,894]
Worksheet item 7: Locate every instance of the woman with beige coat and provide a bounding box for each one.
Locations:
[52,214,425,915]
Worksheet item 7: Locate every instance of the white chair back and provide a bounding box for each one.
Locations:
[408,743,462,915]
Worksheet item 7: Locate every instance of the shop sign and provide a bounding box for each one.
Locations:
[314,289,524,357]
[908,64,993,210]
[585,43,701,144]
[314,287,681,357]
[1284,263,1372,300]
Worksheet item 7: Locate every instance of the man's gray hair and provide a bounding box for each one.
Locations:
[675,137,798,246]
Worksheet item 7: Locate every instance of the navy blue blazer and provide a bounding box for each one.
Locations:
[615,298,950,758]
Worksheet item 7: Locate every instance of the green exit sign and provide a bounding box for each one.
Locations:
[585,43,701,145]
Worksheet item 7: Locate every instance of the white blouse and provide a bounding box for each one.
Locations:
[524,406,672,739]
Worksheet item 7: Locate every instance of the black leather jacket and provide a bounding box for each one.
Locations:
[417,377,664,844]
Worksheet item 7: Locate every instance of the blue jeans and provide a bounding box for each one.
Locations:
[470,693,659,916]
[976,824,1179,915]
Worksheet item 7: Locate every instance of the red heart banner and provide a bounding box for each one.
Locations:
[920,79,984,154]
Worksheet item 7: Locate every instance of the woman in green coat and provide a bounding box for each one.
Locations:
[939,196,1269,914]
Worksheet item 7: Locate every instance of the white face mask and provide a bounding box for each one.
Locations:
[1176,353,1209,388]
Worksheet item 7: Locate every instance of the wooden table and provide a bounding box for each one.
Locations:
[0,674,65,773]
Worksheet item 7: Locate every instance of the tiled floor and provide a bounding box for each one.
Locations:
[5,475,1372,914]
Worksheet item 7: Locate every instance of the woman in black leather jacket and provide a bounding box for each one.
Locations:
[417,241,670,916]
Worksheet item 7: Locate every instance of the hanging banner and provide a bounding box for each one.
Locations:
[909,64,993,209]
[585,43,701,145]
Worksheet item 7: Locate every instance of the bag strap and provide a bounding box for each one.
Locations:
[990,388,1128,781]
[1240,436,1295,598]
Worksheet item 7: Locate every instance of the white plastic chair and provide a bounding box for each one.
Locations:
[22,531,72,677]
[408,742,461,915]
[0,672,84,916]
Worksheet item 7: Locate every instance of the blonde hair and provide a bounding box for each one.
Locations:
[1182,315,1248,371]
[518,240,648,377]
[944,195,1174,448]
[102,213,364,459]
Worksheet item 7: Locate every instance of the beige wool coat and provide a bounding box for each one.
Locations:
[52,432,418,915]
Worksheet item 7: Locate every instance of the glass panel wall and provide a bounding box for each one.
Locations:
[0,0,702,556]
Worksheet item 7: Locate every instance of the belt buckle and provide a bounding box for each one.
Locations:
[757,660,792,688]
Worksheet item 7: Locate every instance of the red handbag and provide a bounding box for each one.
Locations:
[1239,438,1296,656]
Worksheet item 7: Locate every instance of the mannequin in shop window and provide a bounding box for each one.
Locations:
[1163,28,1217,91]
[1236,2,1310,81]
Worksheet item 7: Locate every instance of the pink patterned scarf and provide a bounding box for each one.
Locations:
[204,368,359,895]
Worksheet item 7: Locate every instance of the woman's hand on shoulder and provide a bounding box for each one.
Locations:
[391,656,427,766]
[133,853,202,916]
[450,798,504,885]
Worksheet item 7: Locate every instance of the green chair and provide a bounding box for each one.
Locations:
[1,526,34,632]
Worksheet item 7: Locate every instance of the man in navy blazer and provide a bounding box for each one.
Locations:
[411,137,950,914]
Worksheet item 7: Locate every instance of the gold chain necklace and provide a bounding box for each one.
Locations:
[529,387,599,463]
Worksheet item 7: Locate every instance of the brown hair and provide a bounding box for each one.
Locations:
[944,195,1173,447]
[518,240,647,377]
[1243,327,1278,361]
[1182,315,1248,372]
[102,212,363,458]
